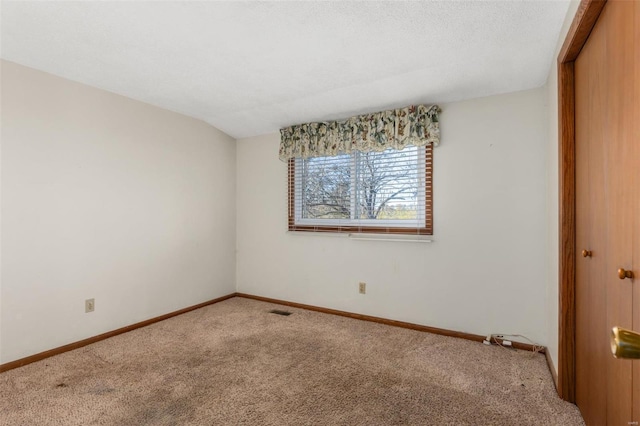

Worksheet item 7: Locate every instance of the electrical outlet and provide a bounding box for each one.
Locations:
[85,298,95,313]
[359,282,366,294]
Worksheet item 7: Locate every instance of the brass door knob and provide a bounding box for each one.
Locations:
[582,249,592,258]
[611,327,640,359]
[618,268,634,280]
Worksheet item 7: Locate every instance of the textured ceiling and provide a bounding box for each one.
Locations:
[1,1,570,139]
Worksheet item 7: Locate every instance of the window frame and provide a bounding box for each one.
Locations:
[287,144,433,235]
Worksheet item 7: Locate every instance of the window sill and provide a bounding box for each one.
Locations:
[286,231,434,243]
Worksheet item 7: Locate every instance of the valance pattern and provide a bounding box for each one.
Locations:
[279,104,441,161]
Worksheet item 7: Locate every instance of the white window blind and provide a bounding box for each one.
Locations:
[288,145,432,235]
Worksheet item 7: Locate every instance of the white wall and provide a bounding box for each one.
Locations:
[544,0,580,375]
[1,9,579,365]
[0,60,236,363]
[236,88,549,345]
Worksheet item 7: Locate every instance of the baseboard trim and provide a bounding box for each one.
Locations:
[0,292,237,373]
[236,293,545,353]
[545,349,559,391]
[1,292,550,375]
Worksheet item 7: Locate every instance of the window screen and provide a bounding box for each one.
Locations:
[288,145,432,235]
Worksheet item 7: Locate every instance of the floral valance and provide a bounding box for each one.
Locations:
[279,104,440,161]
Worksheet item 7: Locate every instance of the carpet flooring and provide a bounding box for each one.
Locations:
[0,297,583,425]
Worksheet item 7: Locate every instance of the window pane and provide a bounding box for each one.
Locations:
[294,145,427,231]
[300,154,351,219]
[355,147,420,220]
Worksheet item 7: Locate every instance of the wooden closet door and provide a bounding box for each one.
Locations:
[605,1,635,424]
[574,1,636,424]
[633,1,640,422]
[575,8,610,425]
[575,8,608,424]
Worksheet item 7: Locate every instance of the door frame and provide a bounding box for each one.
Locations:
[557,0,607,402]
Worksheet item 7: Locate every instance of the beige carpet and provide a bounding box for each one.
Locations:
[0,297,583,425]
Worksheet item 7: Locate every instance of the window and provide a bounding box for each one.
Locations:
[288,145,432,235]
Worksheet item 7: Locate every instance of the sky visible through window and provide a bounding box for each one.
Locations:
[300,146,422,221]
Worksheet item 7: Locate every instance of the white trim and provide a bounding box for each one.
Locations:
[293,218,423,228]
[348,233,434,243]
[293,147,426,229]
[286,231,434,243]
